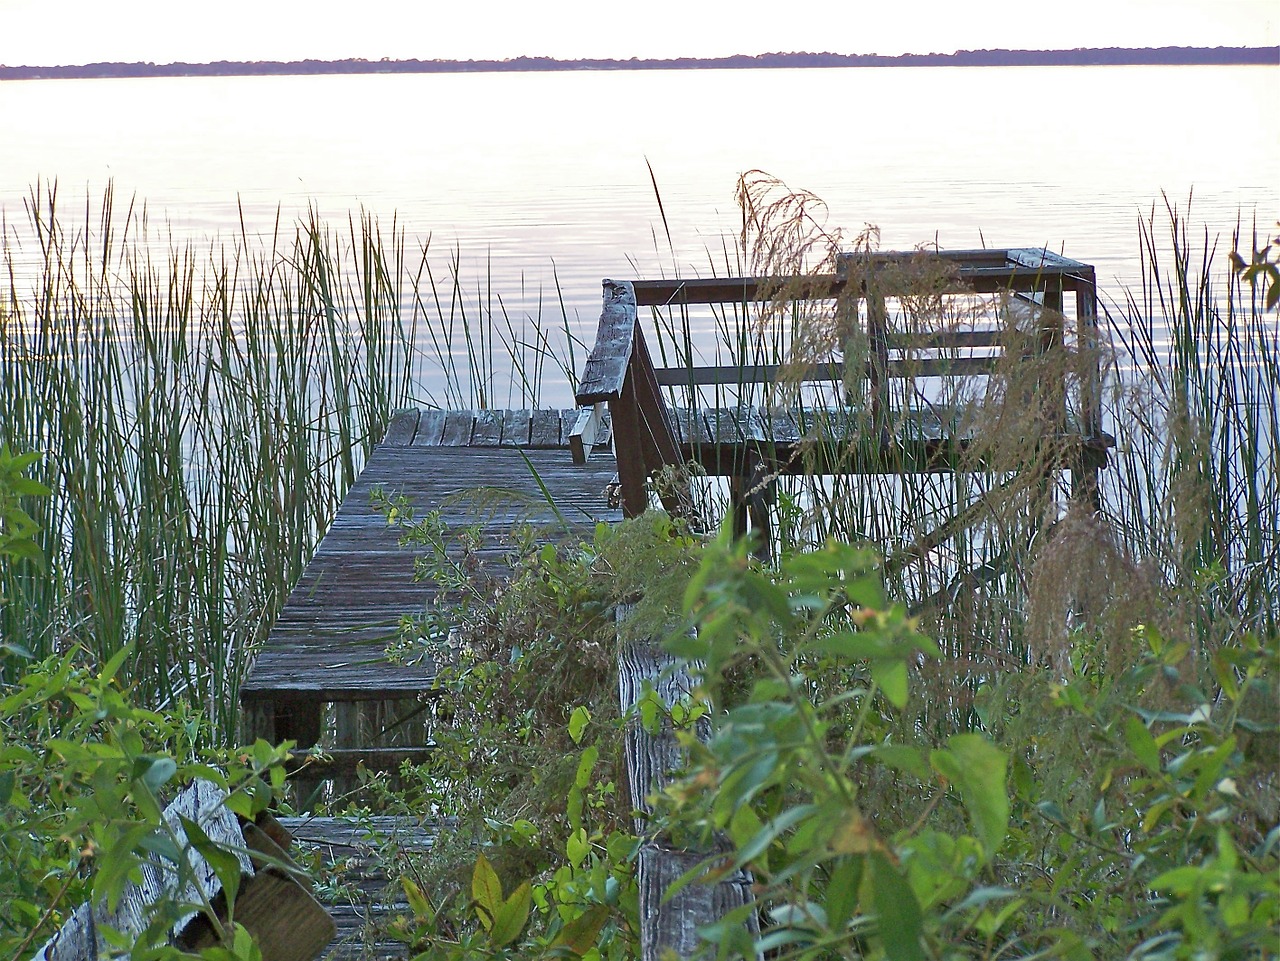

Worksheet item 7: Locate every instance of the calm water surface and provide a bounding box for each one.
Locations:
[2,64,1276,397]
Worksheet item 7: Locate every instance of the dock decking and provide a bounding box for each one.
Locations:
[239,407,622,749]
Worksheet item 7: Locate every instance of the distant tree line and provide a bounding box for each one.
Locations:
[1,46,1276,80]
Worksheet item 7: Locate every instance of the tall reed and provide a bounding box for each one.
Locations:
[0,183,573,741]
[1102,201,1279,644]
[638,175,1276,724]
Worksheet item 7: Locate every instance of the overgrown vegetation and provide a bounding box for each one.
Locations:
[0,182,574,742]
[0,174,1275,958]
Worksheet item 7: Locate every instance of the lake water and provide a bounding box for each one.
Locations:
[2,64,1277,401]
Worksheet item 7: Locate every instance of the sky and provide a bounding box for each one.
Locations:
[0,0,1276,66]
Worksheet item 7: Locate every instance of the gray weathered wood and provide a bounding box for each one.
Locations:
[576,280,638,403]
[570,403,608,464]
[632,249,1096,307]
[241,446,623,704]
[277,816,440,961]
[529,408,563,447]
[616,607,755,961]
[35,780,255,961]
[413,409,448,447]
[500,408,532,447]
[381,410,420,446]
[439,410,476,446]
[471,409,504,446]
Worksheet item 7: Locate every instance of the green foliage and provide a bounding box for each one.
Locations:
[0,184,579,741]
[375,509,658,961]
[373,476,1278,961]
[1,445,293,957]
[0,646,292,958]
[657,534,1277,960]
[0,446,51,576]
[1230,224,1280,311]
[0,447,51,660]
[659,534,1017,961]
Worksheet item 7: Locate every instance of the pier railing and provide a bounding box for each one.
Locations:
[573,249,1111,547]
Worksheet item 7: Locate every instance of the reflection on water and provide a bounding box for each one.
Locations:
[1,64,1275,404]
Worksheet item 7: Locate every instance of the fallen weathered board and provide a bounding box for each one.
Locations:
[34,782,334,961]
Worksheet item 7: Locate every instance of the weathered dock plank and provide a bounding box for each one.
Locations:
[242,444,622,708]
[278,816,440,961]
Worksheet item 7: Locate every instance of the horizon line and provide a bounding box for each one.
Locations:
[2,44,1277,73]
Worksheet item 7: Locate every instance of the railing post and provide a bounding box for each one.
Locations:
[615,605,757,961]
[576,279,689,519]
[1074,267,1104,510]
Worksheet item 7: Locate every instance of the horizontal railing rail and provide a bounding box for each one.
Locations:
[573,249,1107,544]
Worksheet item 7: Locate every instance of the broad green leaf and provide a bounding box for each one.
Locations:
[875,744,929,781]
[552,904,611,956]
[138,829,183,865]
[575,745,599,789]
[1123,716,1161,773]
[932,734,1009,858]
[732,804,817,870]
[0,769,14,806]
[472,852,502,929]
[224,776,272,819]
[870,852,925,961]
[567,827,590,868]
[180,814,243,909]
[807,630,894,660]
[232,922,263,961]
[825,856,863,931]
[402,876,434,921]
[489,881,531,947]
[728,802,765,852]
[568,706,591,745]
[138,756,178,793]
[873,659,909,710]
[100,644,133,685]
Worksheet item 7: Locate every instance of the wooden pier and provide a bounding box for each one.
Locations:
[240,408,622,757]
[239,248,1113,958]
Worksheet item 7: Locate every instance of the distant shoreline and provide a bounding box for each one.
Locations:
[1,46,1276,81]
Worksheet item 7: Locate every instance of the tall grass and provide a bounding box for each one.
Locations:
[0,183,575,741]
[638,175,1276,724]
[1103,202,1279,644]
[1,174,1270,743]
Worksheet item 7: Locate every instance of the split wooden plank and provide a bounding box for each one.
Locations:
[35,782,334,961]
[413,409,448,447]
[471,409,504,446]
[381,410,420,447]
[500,408,532,447]
[439,410,476,447]
[529,408,563,447]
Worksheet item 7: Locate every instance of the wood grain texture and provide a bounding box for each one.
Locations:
[276,816,441,961]
[242,445,622,703]
[576,280,638,403]
[36,781,254,961]
[382,409,420,446]
[615,608,756,960]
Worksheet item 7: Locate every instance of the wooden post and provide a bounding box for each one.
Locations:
[577,280,687,519]
[1073,268,1103,510]
[616,606,756,961]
